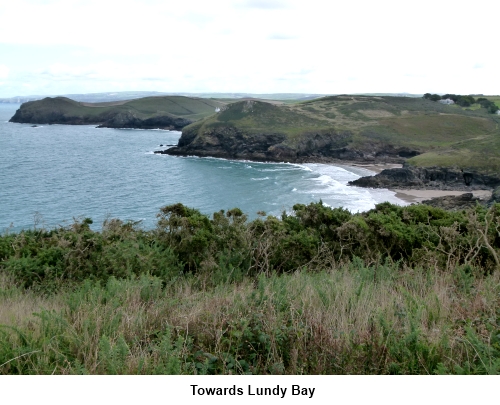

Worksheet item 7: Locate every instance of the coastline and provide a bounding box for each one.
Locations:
[162,151,495,206]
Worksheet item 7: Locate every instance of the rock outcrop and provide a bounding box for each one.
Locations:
[96,113,192,130]
[162,126,289,161]
[349,165,500,190]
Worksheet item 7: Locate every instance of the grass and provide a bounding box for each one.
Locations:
[1,259,499,375]
[408,134,500,173]
[376,115,497,147]
[1,202,499,374]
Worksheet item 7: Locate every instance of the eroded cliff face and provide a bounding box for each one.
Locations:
[162,124,420,163]
[167,125,288,160]
[349,165,500,190]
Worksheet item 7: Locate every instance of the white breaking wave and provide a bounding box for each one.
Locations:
[259,168,300,172]
[295,162,408,213]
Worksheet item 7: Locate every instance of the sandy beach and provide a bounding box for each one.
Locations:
[392,189,492,204]
[346,162,403,174]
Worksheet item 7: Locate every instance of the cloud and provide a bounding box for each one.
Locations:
[236,0,292,9]
[267,33,297,40]
[180,11,215,26]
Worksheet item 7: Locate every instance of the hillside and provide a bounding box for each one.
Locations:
[165,95,500,173]
[9,96,228,130]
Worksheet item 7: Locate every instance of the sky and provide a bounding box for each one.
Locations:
[0,0,499,97]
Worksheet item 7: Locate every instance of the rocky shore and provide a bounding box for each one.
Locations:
[95,113,192,130]
[347,164,500,210]
[348,164,500,191]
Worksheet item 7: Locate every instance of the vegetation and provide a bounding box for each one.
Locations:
[1,202,499,374]
[477,98,500,114]
[424,93,499,112]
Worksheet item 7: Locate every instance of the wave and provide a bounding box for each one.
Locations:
[251,177,270,181]
[259,167,301,172]
[291,163,313,172]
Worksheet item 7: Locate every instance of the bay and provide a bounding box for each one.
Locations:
[0,103,406,233]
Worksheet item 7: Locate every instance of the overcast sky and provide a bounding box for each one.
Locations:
[0,0,498,97]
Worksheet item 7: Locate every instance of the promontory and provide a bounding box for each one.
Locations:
[9,95,227,130]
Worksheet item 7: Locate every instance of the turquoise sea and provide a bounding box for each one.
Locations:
[0,103,406,233]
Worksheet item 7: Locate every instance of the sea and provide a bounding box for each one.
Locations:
[0,103,407,233]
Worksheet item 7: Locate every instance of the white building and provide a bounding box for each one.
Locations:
[438,98,455,105]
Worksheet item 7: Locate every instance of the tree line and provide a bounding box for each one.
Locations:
[423,93,499,113]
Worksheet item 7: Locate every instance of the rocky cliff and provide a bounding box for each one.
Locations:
[163,128,421,163]
[348,165,500,190]
[95,112,192,130]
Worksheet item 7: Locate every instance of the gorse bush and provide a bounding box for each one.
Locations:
[1,202,499,374]
[2,201,499,289]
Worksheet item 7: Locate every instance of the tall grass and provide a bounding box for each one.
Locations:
[1,261,499,374]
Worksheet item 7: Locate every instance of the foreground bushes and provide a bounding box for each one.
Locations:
[0,202,499,374]
[2,201,499,289]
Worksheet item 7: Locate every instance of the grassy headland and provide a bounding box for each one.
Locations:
[1,202,499,374]
[9,96,228,129]
[168,95,500,173]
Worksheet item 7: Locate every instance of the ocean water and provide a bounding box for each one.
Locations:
[0,103,406,232]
